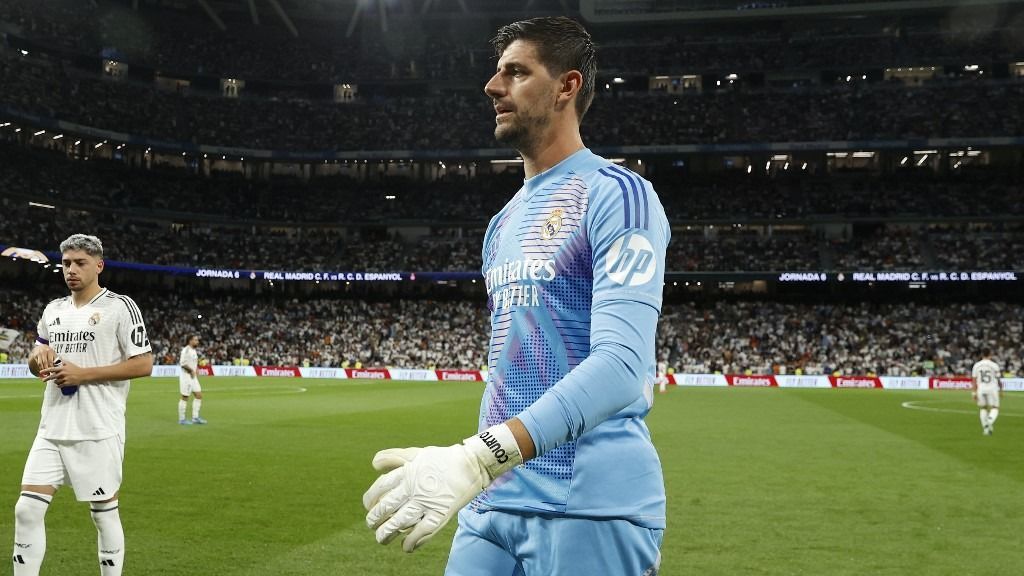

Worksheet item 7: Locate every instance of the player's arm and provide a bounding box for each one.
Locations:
[30,307,55,377]
[40,352,154,387]
[515,298,657,456]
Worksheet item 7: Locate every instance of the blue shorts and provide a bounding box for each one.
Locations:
[445,508,663,576]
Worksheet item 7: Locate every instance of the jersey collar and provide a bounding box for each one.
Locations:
[522,148,593,202]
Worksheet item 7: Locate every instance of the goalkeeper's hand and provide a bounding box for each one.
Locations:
[362,423,523,553]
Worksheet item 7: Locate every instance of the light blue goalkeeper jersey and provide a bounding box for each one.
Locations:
[474,148,669,529]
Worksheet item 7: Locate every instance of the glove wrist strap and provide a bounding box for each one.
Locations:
[464,423,523,481]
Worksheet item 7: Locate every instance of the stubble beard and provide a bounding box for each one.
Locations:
[494,111,546,156]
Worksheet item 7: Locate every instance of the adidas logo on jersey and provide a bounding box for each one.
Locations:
[48,317,60,327]
[92,487,107,496]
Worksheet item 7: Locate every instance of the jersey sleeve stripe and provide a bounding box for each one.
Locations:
[597,168,632,229]
[36,337,49,345]
[607,164,649,230]
[107,294,142,324]
[122,297,142,324]
[602,163,643,228]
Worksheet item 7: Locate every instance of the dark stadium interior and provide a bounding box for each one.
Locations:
[2,0,1023,377]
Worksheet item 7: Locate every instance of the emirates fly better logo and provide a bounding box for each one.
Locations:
[605,232,656,286]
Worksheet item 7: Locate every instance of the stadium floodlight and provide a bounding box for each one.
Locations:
[33,130,45,136]
[13,128,20,133]
[52,134,63,140]
[20,49,28,56]
[801,163,808,170]
[73,140,80,145]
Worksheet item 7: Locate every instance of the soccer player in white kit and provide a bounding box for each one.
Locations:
[178,334,206,425]
[971,350,1002,436]
[656,359,670,394]
[13,234,153,576]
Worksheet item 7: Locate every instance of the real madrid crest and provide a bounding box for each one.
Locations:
[89,312,101,326]
[540,208,564,240]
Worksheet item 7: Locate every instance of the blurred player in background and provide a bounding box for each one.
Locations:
[363,16,669,575]
[13,234,153,576]
[178,334,206,425]
[971,350,1001,435]
[656,358,670,393]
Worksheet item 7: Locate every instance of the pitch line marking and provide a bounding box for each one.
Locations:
[901,400,1021,418]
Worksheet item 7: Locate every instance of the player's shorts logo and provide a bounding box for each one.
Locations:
[606,233,657,286]
[89,313,101,326]
[540,208,563,240]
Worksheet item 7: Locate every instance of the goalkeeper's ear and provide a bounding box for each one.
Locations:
[371,448,421,472]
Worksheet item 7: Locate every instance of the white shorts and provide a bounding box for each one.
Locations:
[179,376,202,396]
[976,389,1000,408]
[21,435,124,501]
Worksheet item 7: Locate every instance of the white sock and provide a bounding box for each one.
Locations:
[192,399,202,420]
[980,409,989,428]
[178,399,187,421]
[13,491,51,576]
[989,408,999,427]
[91,500,124,576]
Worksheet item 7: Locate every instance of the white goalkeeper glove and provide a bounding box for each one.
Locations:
[362,423,523,552]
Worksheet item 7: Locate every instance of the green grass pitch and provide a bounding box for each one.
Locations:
[1,377,1021,575]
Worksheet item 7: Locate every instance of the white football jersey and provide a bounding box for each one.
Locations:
[179,345,199,381]
[35,288,151,440]
[971,358,1001,392]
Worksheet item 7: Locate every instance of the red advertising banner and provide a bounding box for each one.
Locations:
[435,370,483,382]
[254,366,301,377]
[197,366,214,377]
[725,374,777,387]
[346,368,390,380]
[829,376,883,389]
[929,377,973,390]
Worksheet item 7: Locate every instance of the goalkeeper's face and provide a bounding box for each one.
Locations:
[61,249,104,293]
[485,40,560,151]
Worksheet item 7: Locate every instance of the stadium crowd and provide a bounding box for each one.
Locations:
[2,0,1021,83]
[657,300,1024,377]
[3,143,1023,272]
[1,288,1020,377]
[3,47,1024,151]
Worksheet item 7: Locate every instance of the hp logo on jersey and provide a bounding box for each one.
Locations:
[606,233,657,286]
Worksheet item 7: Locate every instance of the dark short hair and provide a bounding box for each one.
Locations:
[490,16,597,121]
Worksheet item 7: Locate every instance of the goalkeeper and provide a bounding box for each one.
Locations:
[364,16,669,575]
